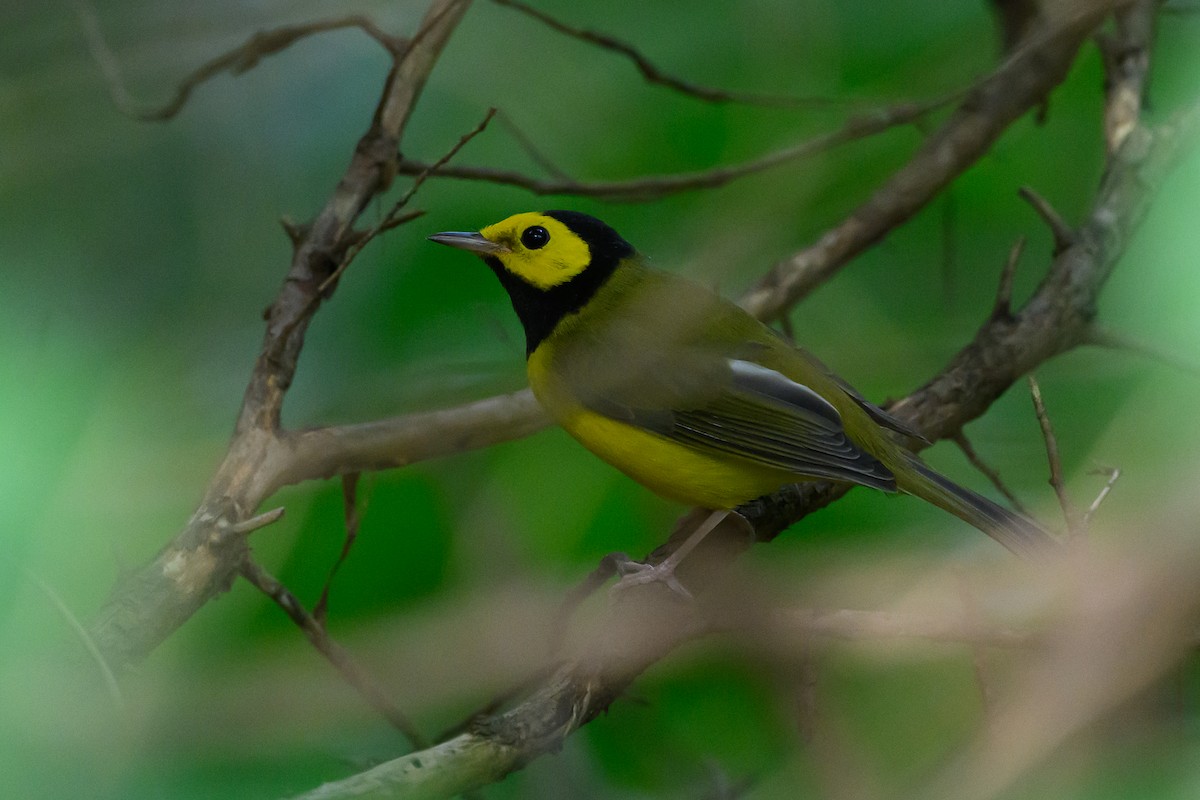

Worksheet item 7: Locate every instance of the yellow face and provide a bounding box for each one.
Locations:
[478,212,593,290]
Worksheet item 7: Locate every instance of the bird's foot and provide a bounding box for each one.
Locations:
[607,510,732,601]
[609,554,693,599]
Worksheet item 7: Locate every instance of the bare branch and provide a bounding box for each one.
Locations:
[89,0,476,673]
[288,582,706,800]
[739,4,1115,321]
[240,558,428,749]
[1028,376,1082,536]
[490,0,870,109]
[243,0,473,435]
[224,506,285,536]
[314,475,363,624]
[397,95,947,202]
[78,4,406,122]
[496,109,575,181]
[276,390,546,487]
[952,431,1029,515]
[1018,185,1077,254]
[1086,326,1200,376]
[289,593,1040,800]
[737,101,1200,541]
[992,236,1027,320]
[318,108,497,295]
[1083,465,1121,523]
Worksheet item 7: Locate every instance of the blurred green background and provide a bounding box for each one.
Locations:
[2,1,1199,798]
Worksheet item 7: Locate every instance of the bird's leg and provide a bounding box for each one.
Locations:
[610,509,731,599]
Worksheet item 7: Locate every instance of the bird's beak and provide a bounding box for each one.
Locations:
[427,231,510,255]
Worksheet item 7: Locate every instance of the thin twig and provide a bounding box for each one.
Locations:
[78,4,405,121]
[21,567,125,712]
[496,109,575,182]
[490,0,876,109]
[1086,326,1200,377]
[239,558,429,750]
[224,506,286,537]
[1018,186,1076,254]
[1083,466,1121,524]
[952,432,1029,515]
[318,107,496,295]
[740,5,1110,321]
[992,236,1027,319]
[314,474,363,624]
[1028,376,1081,536]
[398,96,947,201]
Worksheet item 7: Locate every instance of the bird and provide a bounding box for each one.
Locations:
[429,210,1052,584]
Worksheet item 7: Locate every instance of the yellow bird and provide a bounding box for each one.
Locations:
[430,211,1052,570]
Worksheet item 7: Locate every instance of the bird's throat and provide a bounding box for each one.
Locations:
[486,253,622,356]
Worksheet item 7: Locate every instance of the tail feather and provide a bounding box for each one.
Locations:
[898,455,1057,560]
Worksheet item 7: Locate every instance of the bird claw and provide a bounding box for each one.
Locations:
[607,555,693,600]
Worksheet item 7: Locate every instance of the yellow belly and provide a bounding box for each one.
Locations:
[527,348,792,508]
[563,406,793,508]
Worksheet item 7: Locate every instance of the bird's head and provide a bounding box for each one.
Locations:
[429,211,636,353]
[429,210,633,289]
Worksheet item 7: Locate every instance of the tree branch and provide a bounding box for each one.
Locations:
[240,559,428,749]
[396,94,949,202]
[738,3,1118,322]
[88,0,475,673]
[489,0,868,109]
[77,4,406,122]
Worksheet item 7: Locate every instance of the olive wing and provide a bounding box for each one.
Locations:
[567,344,898,492]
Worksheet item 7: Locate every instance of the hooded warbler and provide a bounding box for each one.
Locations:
[430,210,1052,559]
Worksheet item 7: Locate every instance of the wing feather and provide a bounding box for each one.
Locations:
[553,272,898,492]
[577,354,897,492]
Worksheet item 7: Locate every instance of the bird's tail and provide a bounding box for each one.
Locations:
[896,454,1057,560]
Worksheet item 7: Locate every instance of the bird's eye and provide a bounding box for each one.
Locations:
[520,225,550,250]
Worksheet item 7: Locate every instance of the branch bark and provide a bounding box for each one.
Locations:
[738,2,1119,321]
[88,0,475,672]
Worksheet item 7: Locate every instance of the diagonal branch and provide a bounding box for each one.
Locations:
[88,0,476,674]
[396,93,951,201]
[738,2,1119,322]
[240,558,428,750]
[490,0,864,109]
[77,4,406,122]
